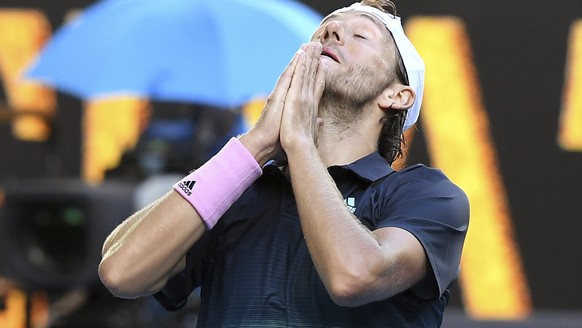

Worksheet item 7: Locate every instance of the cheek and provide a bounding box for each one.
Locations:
[374,58,387,71]
[349,44,386,67]
[370,53,392,81]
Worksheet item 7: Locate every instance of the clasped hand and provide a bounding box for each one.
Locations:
[247,42,327,163]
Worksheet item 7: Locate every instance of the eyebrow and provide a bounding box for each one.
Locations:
[356,13,387,32]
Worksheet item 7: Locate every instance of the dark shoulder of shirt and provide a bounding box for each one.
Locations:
[353,160,470,300]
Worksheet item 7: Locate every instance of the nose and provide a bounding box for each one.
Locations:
[321,21,344,45]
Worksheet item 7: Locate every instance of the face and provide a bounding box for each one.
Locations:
[312,11,399,108]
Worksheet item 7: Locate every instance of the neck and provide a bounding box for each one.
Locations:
[316,104,382,167]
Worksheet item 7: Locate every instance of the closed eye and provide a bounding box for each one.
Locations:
[354,34,367,39]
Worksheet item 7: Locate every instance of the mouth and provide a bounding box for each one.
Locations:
[321,47,339,63]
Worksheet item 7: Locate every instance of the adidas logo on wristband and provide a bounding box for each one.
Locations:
[176,180,196,196]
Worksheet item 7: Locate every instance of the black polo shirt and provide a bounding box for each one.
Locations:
[155,152,469,327]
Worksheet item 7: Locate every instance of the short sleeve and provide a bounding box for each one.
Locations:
[375,166,469,299]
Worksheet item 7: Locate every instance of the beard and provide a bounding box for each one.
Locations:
[319,63,389,124]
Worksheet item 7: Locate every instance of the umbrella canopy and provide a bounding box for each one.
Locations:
[25,0,322,107]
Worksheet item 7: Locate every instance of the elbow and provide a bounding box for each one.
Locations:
[325,269,377,308]
[98,258,142,299]
[327,285,360,307]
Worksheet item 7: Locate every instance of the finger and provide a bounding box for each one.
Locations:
[287,45,308,100]
[305,42,321,96]
[314,58,327,102]
[305,43,323,123]
[268,46,304,107]
[306,45,320,117]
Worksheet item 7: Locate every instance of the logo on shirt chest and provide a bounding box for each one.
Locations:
[344,197,356,213]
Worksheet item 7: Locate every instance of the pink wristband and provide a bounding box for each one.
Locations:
[173,137,262,229]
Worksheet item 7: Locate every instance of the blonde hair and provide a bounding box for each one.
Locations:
[360,0,398,16]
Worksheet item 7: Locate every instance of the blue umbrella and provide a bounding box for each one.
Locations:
[25,0,322,107]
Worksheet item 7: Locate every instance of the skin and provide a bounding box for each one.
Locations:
[99,10,428,307]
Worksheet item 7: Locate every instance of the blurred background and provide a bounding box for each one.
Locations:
[0,0,581,327]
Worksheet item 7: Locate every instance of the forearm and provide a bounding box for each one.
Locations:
[99,190,206,298]
[100,136,266,298]
[286,144,387,305]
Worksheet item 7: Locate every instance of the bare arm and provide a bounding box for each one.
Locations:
[279,42,427,307]
[286,145,426,306]
[99,135,281,299]
[99,48,303,299]
[99,190,206,298]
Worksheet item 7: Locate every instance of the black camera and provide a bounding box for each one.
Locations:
[0,180,135,293]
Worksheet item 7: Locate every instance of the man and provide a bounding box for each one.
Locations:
[99,0,470,326]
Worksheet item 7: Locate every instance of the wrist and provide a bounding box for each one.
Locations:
[282,136,317,159]
[173,137,262,229]
[239,131,279,166]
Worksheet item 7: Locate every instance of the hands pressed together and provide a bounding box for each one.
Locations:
[241,42,327,165]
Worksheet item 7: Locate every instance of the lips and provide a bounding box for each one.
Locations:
[321,47,339,63]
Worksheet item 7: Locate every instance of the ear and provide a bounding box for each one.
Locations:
[377,84,416,112]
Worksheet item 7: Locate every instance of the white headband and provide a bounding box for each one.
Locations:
[324,3,425,131]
